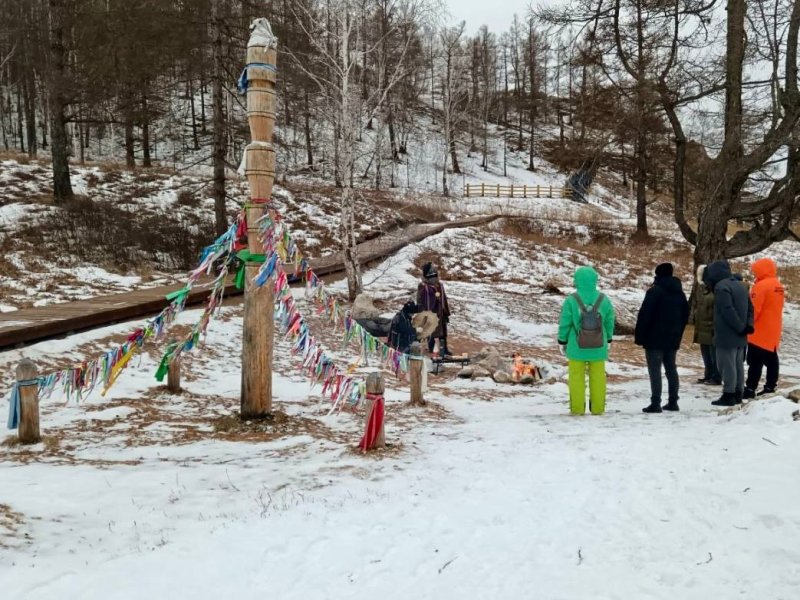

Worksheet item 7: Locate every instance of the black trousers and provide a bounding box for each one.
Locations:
[745,343,779,391]
[700,344,721,382]
[646,348,679,403]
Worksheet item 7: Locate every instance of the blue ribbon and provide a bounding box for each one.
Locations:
[237,62,278,94]
[7,378,40,430]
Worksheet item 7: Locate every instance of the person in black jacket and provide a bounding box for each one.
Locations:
[635,263,690,413]
[387,301,420,354]
[703,260,754,406]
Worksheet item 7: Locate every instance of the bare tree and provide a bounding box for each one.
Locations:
[290,0,424,299]
[439,21,467,196]
[47,0,74,204]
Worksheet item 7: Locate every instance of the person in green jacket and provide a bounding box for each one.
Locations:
[693,265,721,385]
[558,266,616,415]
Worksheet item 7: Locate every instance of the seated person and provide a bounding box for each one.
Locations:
[388,301,421,353]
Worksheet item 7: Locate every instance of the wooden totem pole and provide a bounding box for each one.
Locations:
[241,18,278,419]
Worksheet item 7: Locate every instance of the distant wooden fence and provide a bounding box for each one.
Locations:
[464,183,572,199]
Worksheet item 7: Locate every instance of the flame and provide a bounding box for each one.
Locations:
[512,353,538,382]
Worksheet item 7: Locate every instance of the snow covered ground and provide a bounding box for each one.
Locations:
[2,222,800,599]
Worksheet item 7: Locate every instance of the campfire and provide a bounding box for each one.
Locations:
[512,353,542,383]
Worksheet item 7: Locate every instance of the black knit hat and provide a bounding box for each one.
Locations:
[655,262,674,278]
[402,300,420,315]
[422,262,437,279]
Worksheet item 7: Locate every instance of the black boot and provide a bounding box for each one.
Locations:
[757,386,776,396]
[642,401,663,413]
[663,399,680,412]
[696,377,709,384]
[712,392,737,407]
[742,387,756,400]
[440,338,452,357]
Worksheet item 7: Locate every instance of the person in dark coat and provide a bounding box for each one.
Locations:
[635,263,690,413]
[693,265,721,385]
[387,301,420,354]
[417,262,452,355]
[703,260,754,406]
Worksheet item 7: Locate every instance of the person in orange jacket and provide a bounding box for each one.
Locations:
[743,258,785,398]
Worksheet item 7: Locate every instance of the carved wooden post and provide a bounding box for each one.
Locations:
[409,342,425,406]
[167,352,181,393]
[241,19,277,420]
[363,372,385,449]
[16,358,40,444]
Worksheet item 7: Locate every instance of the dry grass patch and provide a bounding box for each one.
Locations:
[0,503,29,549]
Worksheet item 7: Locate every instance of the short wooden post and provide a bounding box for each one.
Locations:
[536,184,540,197]
[496,184,500,197]
[523,184,527,198]
[481,182,485,197]
[510,184,514,198]
[549,185,553,198]
[167,352,181,393]
[409,342,425,406]
[16,358,40,444]
[465,183,470,197]
[364,372,386,449]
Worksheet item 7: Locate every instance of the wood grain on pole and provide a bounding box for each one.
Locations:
[241,27,277,419]
[16,358,40,444]
[167,354,181,393]
[409,341,425,406]
[364,372,386,449]
[241,262,274,418]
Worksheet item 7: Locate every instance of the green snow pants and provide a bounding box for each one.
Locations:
[568,360,606,415]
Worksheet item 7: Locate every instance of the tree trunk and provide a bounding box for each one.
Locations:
[200,78,207,133]
[304,89,313,166]
[124,105,135,167]
[694,0,747,264]
[341,186,362,300]
[388,104,397,160]
[16,91,25,153]
[188,78,199,150]
[211,0,227,236]
[141,91,151,167]
[48,0,74,204]
[23,68,36,157]
[635,130,648,236]
[528,19,536,171]
[450,139,460,174]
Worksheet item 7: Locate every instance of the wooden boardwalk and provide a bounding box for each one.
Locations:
[0,216,494,349]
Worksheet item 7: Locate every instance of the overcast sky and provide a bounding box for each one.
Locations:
[444,0,540,36]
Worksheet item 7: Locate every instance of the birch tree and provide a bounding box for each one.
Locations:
[291,0,425,299]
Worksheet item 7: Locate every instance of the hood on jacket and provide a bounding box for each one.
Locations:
[655,262,674,278]
[574,266,599,295]
[401,300,420,316]
[655,275,684,294]
[752,257,777,281]
[705,260,732,286]
[696,264,707,286]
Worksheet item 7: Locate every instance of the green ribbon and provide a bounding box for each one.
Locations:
[166,287,191,303]
[235,250,266,289]
[155,342,178,382]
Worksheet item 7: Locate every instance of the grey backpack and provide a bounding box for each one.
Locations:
[573,293,606,349]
